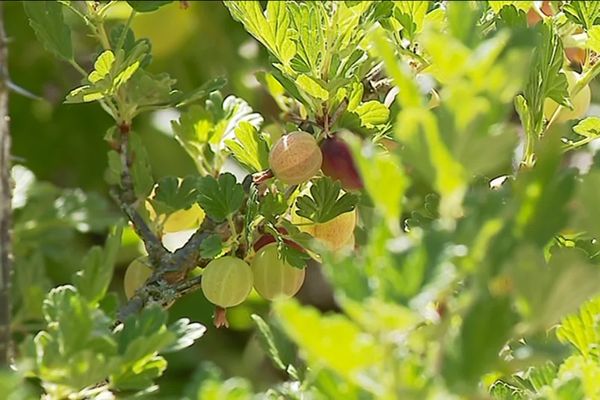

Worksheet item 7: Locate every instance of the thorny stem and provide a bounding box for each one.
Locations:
[0,2,11,366]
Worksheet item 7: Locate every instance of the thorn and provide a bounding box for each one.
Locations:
[7,81,42,101]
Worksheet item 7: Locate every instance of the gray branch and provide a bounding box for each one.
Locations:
[0,3,12,366]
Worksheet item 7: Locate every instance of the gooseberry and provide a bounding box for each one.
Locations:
[292,209,357,251]
[124,257,153,299]
[269,131,322,185]
[320,135,363,191]
[543,70,591,123]
[251,243,305,300]
[201,256,253,308]
[253,227,304,253]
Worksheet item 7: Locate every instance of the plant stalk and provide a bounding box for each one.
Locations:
[0,2,12,366]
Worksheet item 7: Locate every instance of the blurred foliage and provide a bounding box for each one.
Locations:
[7,0,600,399]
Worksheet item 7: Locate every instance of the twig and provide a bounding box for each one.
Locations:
[0,2,11,366]
[109,189,167,263]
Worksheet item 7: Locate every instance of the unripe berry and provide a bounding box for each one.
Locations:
[253,227,304,253]
[269,131,322,185]
[320,135,363,191]
[251,243,305,300]
[124,257,153,299]
[201,256,253,308]
[292,209,357,251]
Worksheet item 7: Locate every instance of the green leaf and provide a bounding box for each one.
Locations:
[126,1,173,13]
[443,295,518,388]
[225,121,270,173]
[73,226,123,305]
[275,300,384,391]
[488,1,532,14]
[563,1,600,31]
[396,108,467,220]
[556,297,600,358]
[199,234,223,259]
[196,173,244,222]
[224,1,296,66]
[251,314,299,378]
[588,26,600,52]
[41,286,94,356]
[295,177,358,224]
[149,176,199,216]
[279,242,311,269]
[259,190,288,222]
[287,2,327,76]
[346,136,406,230]
[523,23,569,136]
[570,170,600,238]
[163,318,207,353]
[351,101,390,128]
[296,74,329,100]
[393,1,429,41]
[371,28,421,108]
[23,1,73,61]
[573,117,600,138]
[88,50,115,84]
[129,132,154,199]
[176,76,227,108]
[128,70,177,108]
[509,247,600,332]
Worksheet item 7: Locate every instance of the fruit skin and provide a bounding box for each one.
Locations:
[320,136,363,191]
[543,70,591,123]
[269,131,323,185]
[251,244,305,300]
[292,209,357,251]
[124,257,153,299]
[201,256,253,308]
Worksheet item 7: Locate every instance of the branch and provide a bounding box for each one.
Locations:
[115,218,225,322]
[0,2,11,366]
[109,189,166,264]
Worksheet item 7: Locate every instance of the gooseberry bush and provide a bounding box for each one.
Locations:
[3,0,600,398]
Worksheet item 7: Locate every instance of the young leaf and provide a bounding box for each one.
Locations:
[563,1,600,31]
[224,1,296,67]
[296,74,329,100]
[351,100,390,128]
[572,117,600,139]
[23,1,73,61]
[73,226,123,305]
[393,1,429,41]
[295,177,358,224]
[196,173,244,222]
[523,23,569,136]
[556,297,600,358]
[225,121,270,173]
